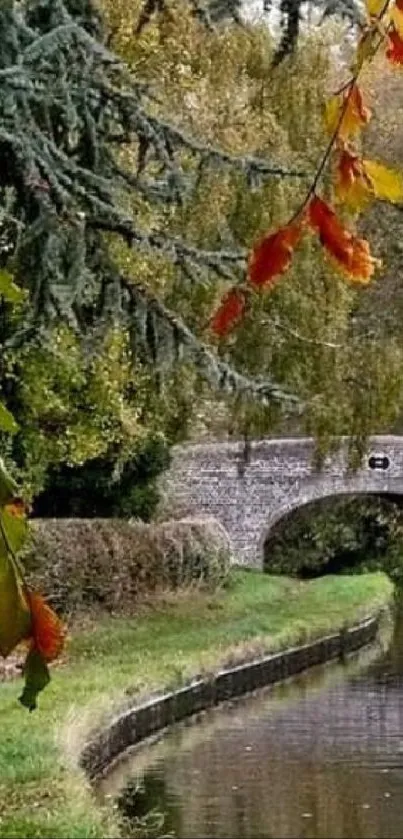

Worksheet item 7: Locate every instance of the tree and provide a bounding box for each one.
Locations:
[2,0,403,708]
[0,0,301,410]
[100,0,403,458]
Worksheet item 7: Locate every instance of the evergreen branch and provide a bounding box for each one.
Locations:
[87,216,247,271]
[139,111,307,179]
[120,274,302,408]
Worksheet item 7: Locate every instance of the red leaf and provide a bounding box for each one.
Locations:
[27,591,65,662]
[211,288,246,336]
[386,27,403,64]
[308,195,378,282]
[248,222,303,289]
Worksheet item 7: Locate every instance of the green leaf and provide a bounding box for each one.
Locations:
[0,270,25,304]
[0,458,30,657]
[0,401,18,434]
[19,648,50,712]
[0,508,28,556]
[0,549,30,657]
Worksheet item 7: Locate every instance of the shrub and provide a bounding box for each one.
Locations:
[32,436,171,520]
[22,517,232,616]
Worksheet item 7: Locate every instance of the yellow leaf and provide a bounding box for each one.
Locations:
[391,3,403,37]
[324,96,340,134]
[364,160,403,202]
[365,0,386,14]
[324,84,371,142]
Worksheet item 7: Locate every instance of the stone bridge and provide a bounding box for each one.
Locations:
[161,436,403,568]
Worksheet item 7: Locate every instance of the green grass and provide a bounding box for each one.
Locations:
[0,570,393,838]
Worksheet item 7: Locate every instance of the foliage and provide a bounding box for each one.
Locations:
[212,1,403,333]
[22,517,232,615]
[32,434,171,519]
[0,458,65,710]
[264,495,403,584]
[101,0,403,455]
[0,0,301,406]
[2,326,154,499]
[2,0,403,706]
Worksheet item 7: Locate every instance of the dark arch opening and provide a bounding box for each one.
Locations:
[263,493,403,583]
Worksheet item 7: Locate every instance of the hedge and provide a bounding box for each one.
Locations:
[22,517,232,616]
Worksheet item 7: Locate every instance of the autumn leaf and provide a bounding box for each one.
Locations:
[386,26,403,64]
[27,591,65,662]
[0,550,30,657]
[365,0,387,15]
[308,195,379,283]
[4,497,27,518]
[363,159,403,202]
[325,83,371,141]
[336,150,373,209]
[248,221,303,289]
[19,647,50,712]
[391,0,403,38]
[210,288,246,336]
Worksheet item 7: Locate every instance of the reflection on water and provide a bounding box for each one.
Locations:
[101,612,403,839]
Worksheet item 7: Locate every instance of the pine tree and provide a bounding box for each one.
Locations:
[0,0,310,409]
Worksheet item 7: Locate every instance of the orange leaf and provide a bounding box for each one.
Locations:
[248,222,303,289]
[325,83,371,141]
[335,149,373,209]
[27,591,65,662]
[4,497,27,518]
[210,288,246,336]
[386,26,403,64]
[308,195,378,283]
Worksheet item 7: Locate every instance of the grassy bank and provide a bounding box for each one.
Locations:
[0,570,393,838]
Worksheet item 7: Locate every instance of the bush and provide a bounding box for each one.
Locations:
[22,517,232,616]
[32,436,171,520]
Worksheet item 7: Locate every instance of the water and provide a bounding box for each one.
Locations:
[101,611,403,839]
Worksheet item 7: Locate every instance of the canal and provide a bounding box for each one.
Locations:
[100,608,403,838]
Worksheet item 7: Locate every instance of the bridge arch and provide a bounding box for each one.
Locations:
[258,488,403,573]
[161,436,403,569]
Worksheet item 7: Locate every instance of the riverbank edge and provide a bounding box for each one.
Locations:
[80,610,384,781]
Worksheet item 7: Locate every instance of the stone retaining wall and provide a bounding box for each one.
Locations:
[80,614,380,779]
